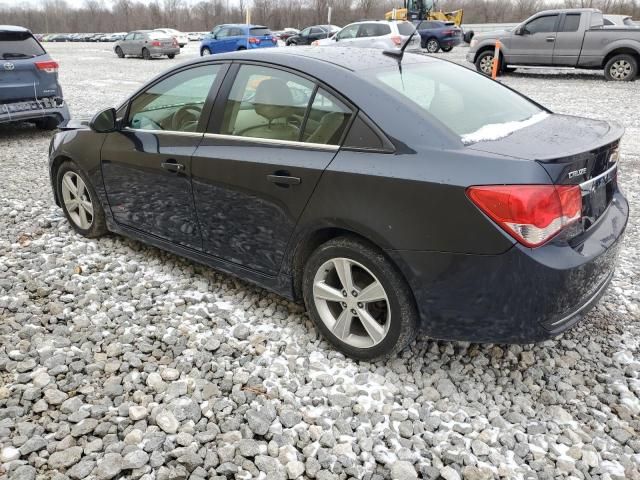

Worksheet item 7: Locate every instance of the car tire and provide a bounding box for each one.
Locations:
[238,46,246,50]
[287,41,297,46]
[142,48,151,60]
[56,161,108,238]
[441,45,453,52]
[604,54,638,82]
[34,117,59,130]
[475,50,496,76]
[201,47,211,56]
[115,46,124,58]
[425,38,440,53]
[167,54,175,59]
[302,236,418,361]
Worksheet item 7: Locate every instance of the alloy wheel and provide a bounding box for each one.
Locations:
[610,60,632,80]
[479,54,494,74]
[312,257,390,348]
[61,171,94,230]
[426,39,439,53]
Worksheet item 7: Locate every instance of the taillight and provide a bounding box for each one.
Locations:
[466,185,582,248]
[443,29,456,35]
[391,35,402,46]
[272,36,277,44]
[311,40,319,46]
[35,60,58,73]
[248,37,260,44]
[173,38,178,47]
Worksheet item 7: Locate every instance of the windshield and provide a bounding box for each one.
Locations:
[367,61,543,141]
[0,31,46,59]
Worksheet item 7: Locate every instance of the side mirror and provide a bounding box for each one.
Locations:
[515,26,525,35]
[89,107,117,133]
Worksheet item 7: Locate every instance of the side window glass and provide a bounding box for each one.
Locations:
[217,29,229,38]
[221,65,314,142]
[525,15,558,34]
[337,25,358,40]
[125,33,134,40]
[561,14,581,32]
[374,24,392,36]
[603,18,614,25]
[127,64,220,132]
[358,24,378,38]
[301,28,311,36]
[302,89,352,145]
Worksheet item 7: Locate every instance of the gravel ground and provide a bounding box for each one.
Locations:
[0,42,639,480]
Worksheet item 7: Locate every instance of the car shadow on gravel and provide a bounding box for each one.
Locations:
[0,122,56,140]
[505,71,606,82]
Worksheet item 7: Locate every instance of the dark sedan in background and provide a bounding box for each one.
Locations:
[1,25,70,129]
[416,19,463,52]
[48,47,628,360]
[286,25,341,45]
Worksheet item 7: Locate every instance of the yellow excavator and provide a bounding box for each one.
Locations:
[385,0,474,42]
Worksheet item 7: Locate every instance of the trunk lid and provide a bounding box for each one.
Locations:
[467,114,623,239]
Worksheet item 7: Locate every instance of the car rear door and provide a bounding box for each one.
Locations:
[100,63,228,250]
[191,63,354,275]
[553,12,583,66]
[507,14,559,65]
[333,24,359,47]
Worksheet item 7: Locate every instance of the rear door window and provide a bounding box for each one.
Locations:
[301,89,353,145]
[358,24,391,38]
[560,14,581,32]
[0,31,45,59]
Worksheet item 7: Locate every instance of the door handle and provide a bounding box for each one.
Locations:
[546,36,556,42]
[267,172,301,187]
[161,160,185,172]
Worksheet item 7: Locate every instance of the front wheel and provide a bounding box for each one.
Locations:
[201,47,211,56]
[302,237,418,361]
[115,46,124,58]
[167,54,175,59]
[475,50,495,76]
[604,54,637,81]
[425,38,440,53]
[56,161,107,238]
[142,48,151,60]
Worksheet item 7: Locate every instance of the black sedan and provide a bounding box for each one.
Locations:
[48,47,629,360]
[286,25,340,45]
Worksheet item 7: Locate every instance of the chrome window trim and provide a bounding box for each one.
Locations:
[203,132,339,151]
[121,127,204,138]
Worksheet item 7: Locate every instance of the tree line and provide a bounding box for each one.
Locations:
[1,0,638,34]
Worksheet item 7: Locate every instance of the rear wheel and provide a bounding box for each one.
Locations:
[441,45,453,52]
[287,40,297,46]
[115,46,124,58]
[167,54,175,59]
[604,54,637,81]
[237,46,246,51]
[302,236,418,361]
[142,48,151,60]
[475,50,495,76]
[425,38,440,53]
[201,47,211,56]
[56,161,107,238]
[34,117,59,130]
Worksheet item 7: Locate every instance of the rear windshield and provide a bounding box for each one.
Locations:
[148,32,171,40]
[250,28,271,36]
[367,62,542,142]
[0,31,46,59]
[397,22,416,35]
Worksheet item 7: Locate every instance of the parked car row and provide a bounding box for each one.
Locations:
[38,29,196,45]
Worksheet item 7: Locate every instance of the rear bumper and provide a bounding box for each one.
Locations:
[0,98,70,126]
[149,47,180,56]
[388,191,629,343]
[441,36,462,47]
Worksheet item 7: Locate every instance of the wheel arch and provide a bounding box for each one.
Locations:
[50,154,74,206]
[602,47,640,69]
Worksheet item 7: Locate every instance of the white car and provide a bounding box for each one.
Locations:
[603,14,638,27]
[153,28,189,47]
[312,20,420,51]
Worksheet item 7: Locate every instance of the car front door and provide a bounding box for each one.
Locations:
[506,14,559,65]
[298,27,311,44]
[309,27,325,43]
[553,12,583,66]
[191,63,354,275]
[100,63,227,249]
[121,32,135,54]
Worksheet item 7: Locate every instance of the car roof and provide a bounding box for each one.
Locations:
[217,24,267,28]
[180,46,434,73]
[0,25,31,33]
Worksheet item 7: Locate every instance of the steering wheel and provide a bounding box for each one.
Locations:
[171,105,202,131]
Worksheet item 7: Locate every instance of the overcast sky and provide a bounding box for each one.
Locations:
[0,0,224,6]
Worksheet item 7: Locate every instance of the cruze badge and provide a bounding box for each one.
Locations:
[3,62,15,71]
[568,167,587,179]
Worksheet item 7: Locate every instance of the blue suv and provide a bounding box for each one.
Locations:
[0,25,70,129]
[200,24,277,56]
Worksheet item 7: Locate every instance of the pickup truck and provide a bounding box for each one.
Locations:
[467,8,640,81]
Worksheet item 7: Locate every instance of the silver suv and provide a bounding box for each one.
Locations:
[313,20,421,51]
